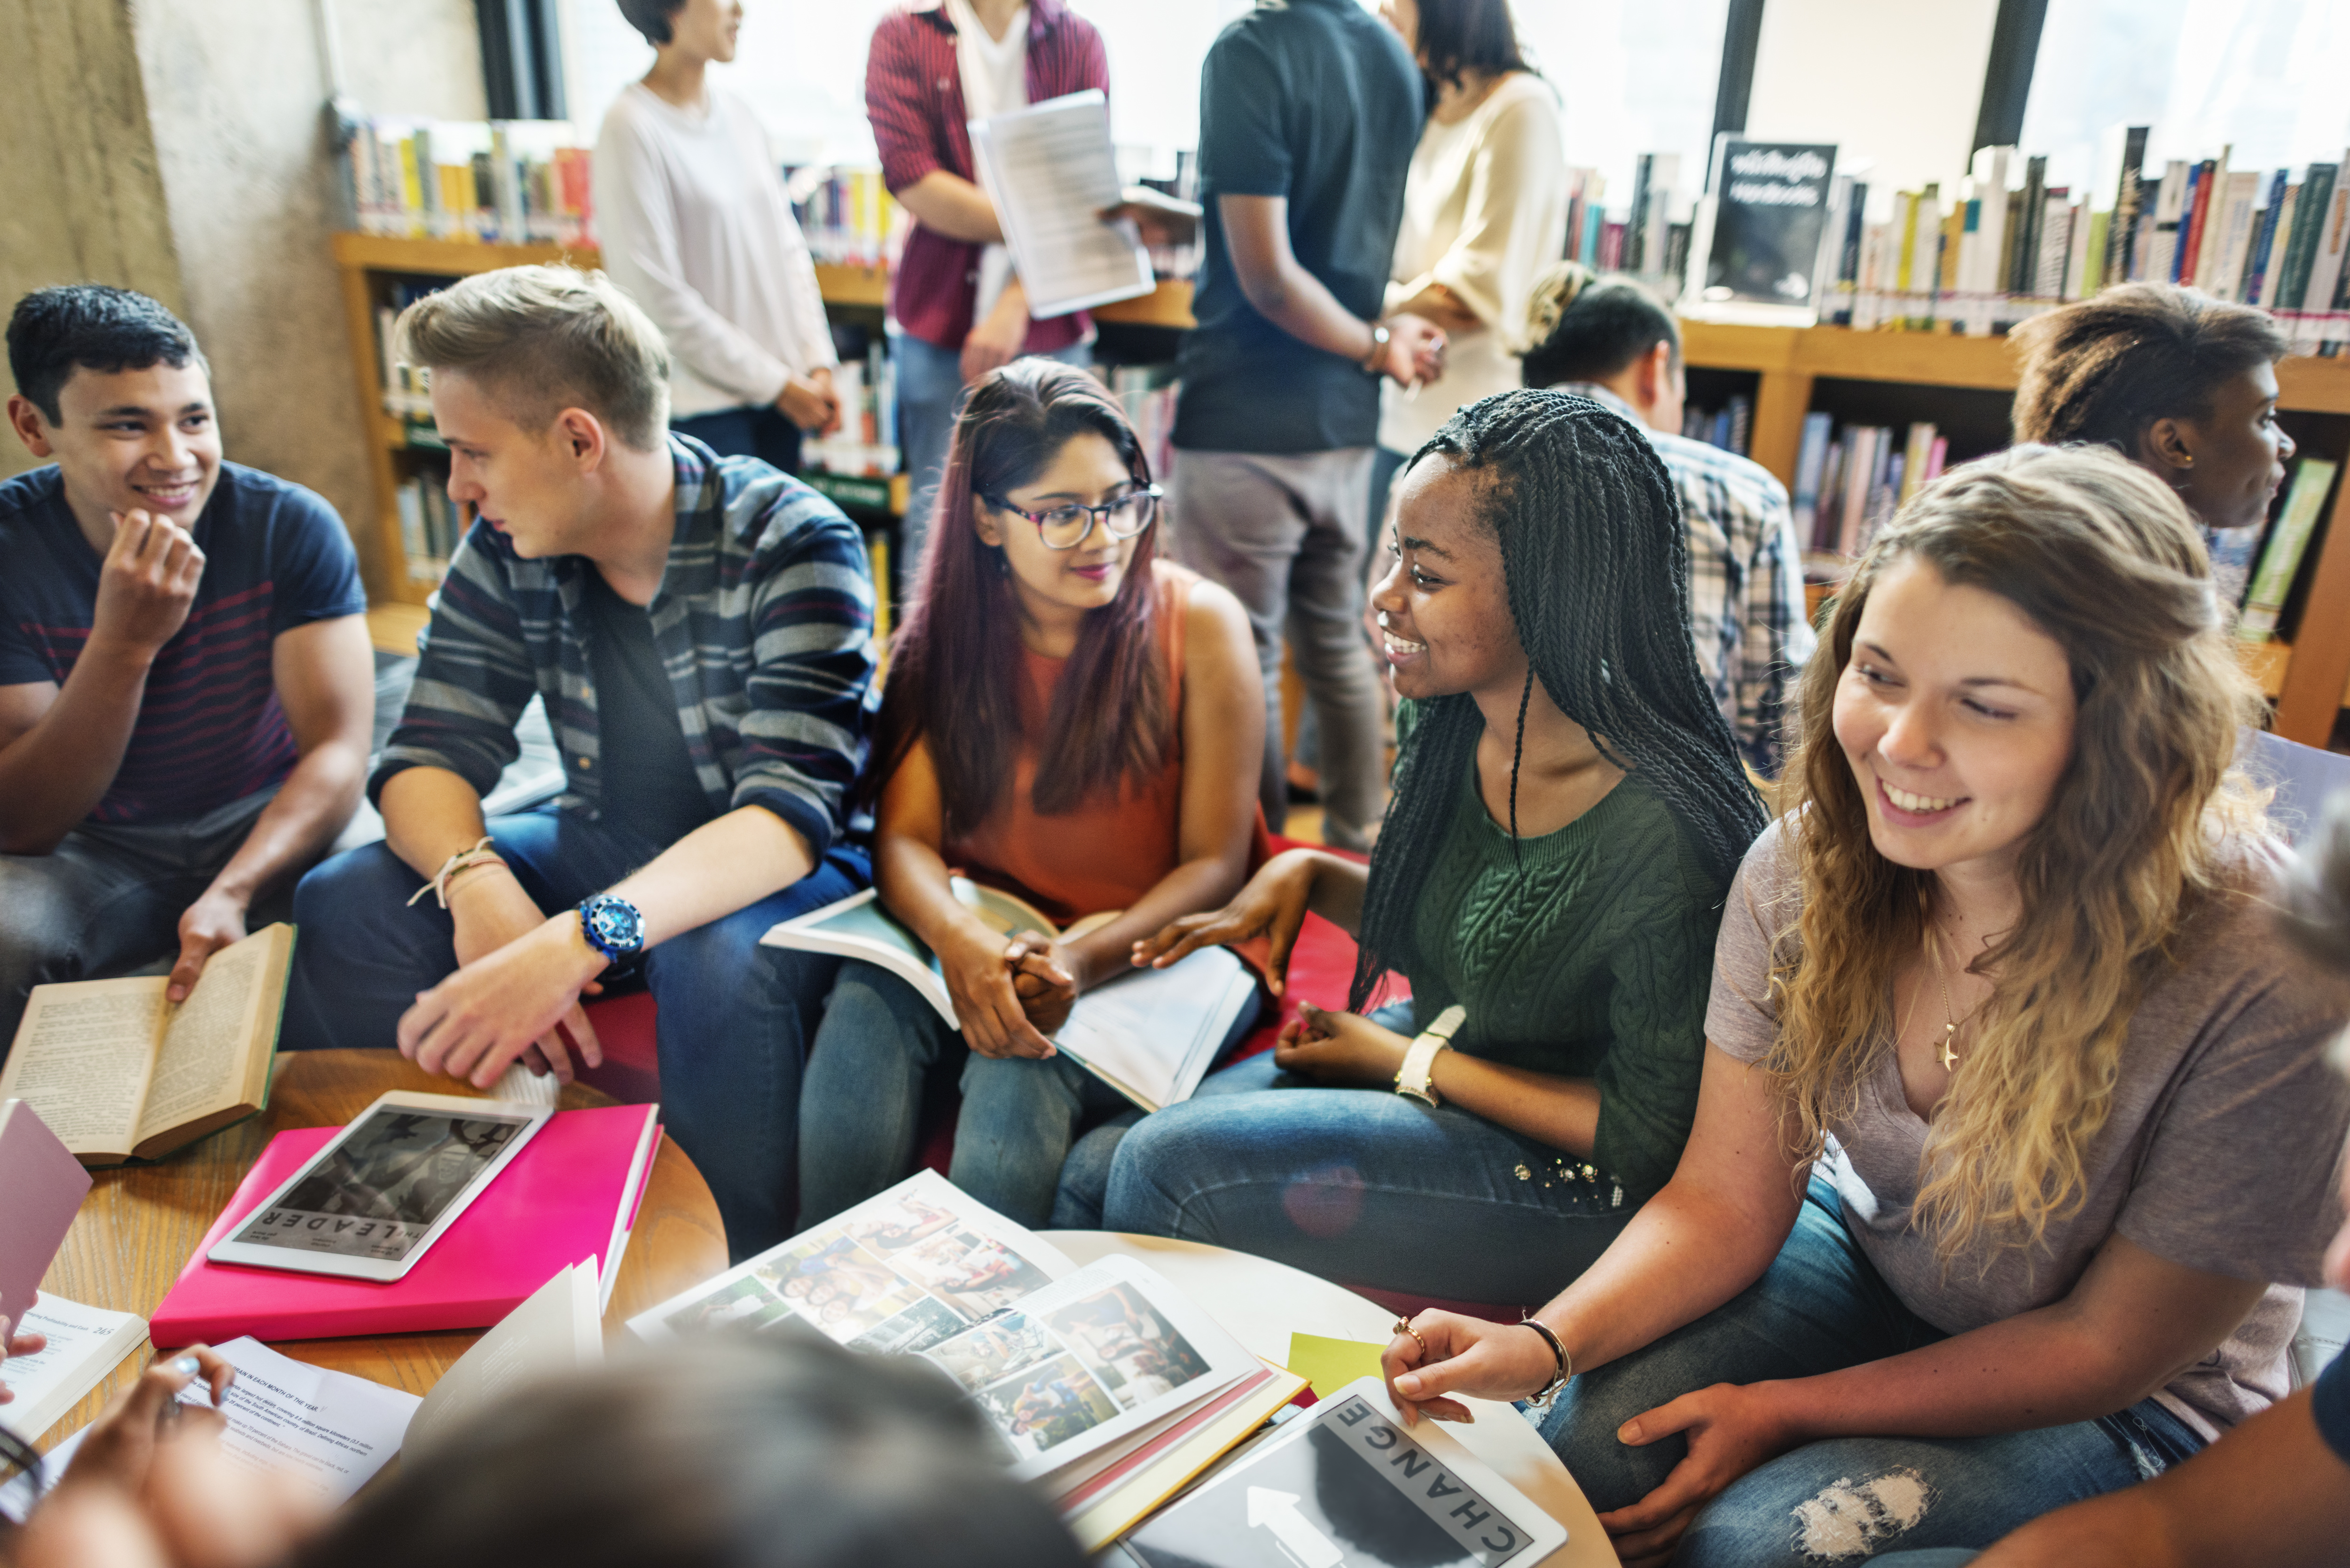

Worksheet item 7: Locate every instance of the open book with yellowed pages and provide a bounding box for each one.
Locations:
[0,924,293,1166]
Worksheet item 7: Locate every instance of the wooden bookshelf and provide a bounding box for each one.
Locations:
[1680,320,2350,745]
[330,236,2346,741]
[331,233,1191,613]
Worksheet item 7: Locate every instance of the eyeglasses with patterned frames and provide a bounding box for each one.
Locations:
[987,484,1163,551]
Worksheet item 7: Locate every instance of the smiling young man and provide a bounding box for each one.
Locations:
[0,286,373,1052]
[283,265,876,1258]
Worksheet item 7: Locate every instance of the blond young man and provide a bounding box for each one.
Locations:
[284,266,877,1258]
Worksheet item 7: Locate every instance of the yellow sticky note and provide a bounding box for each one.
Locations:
[1285,1332,1386,1400]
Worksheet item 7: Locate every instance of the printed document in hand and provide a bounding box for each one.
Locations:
[969,90,1154,319]
[0,1337,419,1521]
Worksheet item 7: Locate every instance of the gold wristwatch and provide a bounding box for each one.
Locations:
[1394,1004,1465,1107]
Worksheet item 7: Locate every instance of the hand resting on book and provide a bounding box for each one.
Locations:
[0,1316,47,1409]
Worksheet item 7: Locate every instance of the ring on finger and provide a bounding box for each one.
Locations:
[1392,1315,1428,1357]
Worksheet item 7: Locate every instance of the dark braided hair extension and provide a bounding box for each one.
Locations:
[1347,388,1769,1013]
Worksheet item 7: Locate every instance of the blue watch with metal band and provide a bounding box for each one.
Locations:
[577,893,646,967]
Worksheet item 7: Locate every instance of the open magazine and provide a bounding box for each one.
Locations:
[627,1172,1261,1483]
[760,882,1257,1111]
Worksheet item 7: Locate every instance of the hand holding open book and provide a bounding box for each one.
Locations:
[763,884,1256,1113]
[0,924,293,1165]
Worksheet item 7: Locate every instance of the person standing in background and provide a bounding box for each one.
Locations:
[1368,0,1565,540]
[594,0,842,475]
[1522,266,1814,776]
[1170,0,1441,850]
[867,0,1107,582]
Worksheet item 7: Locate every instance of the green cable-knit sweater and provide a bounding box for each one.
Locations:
[1397,725,1729,1204]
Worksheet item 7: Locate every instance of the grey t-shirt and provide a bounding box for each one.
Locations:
[1707,817,2350,1438]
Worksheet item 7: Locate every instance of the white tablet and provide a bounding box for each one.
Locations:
[206,1092,554,1281]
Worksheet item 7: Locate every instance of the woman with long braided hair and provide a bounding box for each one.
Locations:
[1058,389,1765,1304]
[1381,446,2350,1568]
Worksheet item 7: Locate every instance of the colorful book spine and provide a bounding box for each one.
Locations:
[2240,457,2341,640]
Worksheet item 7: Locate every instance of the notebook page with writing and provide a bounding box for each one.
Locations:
[969,90,1154,319]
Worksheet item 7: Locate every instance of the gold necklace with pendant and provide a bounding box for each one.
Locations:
[1928,924,1962,1070]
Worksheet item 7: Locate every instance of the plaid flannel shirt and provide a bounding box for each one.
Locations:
[1563,384,1817,775]
[373,435,876,857]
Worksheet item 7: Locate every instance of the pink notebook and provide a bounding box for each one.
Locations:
[149,1103,660,1348]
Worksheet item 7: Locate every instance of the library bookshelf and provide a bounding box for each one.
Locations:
[330,233,1193,647]
[331,235,2346,744]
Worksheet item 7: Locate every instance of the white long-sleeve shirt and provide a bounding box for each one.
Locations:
[592,83,837,420]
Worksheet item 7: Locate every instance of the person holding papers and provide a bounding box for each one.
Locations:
[593,0,842,474]
[865,0,1109,579]
[797,360,1264,1230]
[1084,390,1763,1304]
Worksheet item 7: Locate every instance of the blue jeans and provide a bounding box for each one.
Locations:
[671,404,803,474]
[1541,1176,2203,1566]
[797,959,1258,1230]
[1082,1014,1640,1305]
[283,808,869,1261]
[892,330,1090,591]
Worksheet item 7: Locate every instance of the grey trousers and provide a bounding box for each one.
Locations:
[1168,446,1384,842]
[0,787,277,1054]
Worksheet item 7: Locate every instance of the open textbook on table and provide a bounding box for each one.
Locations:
[629,1171,1298,1507]
[762,882,1256,1112]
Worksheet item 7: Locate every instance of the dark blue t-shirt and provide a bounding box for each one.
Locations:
[0,462,365,826]
[1174,0,1424,455]
[2318,1346,2350,1464]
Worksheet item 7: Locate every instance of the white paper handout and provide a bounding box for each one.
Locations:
[0,1337,419,1522]
[968,90,1155,319]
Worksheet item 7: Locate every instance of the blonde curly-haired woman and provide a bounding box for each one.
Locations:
[1379,444,2350,1568]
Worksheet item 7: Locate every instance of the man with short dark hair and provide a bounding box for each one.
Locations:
[1522,268,1815,775]
[286,264,877,1258]
[0,286,374,1049]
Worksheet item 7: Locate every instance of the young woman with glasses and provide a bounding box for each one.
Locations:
[795,359,1267,1228]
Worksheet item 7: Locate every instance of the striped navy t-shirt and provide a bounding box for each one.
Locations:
[0,462,365,826]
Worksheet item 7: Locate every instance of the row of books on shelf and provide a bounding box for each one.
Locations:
[803,340,901,479]
[1792,409,2341,647]
[347,118,593,246]
[1792,417,1950,563]
[1814,135,2350,349]
[394,469,466,580]
[1680,394,1753,457]
[783,164,905,270]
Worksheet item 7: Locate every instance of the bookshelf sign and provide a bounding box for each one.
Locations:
[1688,136,1839,324]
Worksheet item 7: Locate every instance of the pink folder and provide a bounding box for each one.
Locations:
[149,1103,660,1348]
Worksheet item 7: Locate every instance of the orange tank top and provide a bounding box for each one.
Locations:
[942,563,1197,925]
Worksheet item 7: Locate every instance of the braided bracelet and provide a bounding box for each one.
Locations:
[406,836,507,909]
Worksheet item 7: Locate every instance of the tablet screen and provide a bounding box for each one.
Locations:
[227,1108,534,1263]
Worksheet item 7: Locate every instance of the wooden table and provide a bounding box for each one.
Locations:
[30,1049,726,1452]
[1048,1232,1621,1568]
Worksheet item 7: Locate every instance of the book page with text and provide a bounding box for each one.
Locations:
[135,930,270,1144]
[970,91,1155,319]
[0,983,165,1154]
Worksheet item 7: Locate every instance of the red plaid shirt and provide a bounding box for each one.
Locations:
[866,0,1107,352]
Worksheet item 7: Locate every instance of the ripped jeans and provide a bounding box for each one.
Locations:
[1539,1176,2205,1566]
